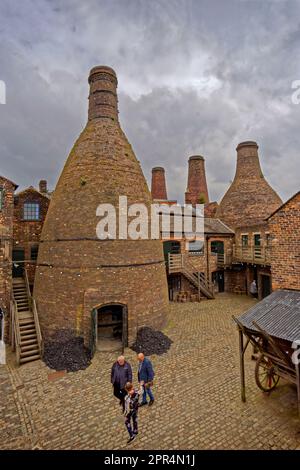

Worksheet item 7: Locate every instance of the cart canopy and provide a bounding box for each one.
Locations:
[238,289,300,343]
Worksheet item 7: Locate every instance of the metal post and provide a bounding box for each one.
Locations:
[239,327,246,402]
[295,347,300,418]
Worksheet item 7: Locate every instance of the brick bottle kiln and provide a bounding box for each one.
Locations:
[216,141,282,228]
[34,66,169,352]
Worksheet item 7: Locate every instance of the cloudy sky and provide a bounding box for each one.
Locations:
[0,0,299,204]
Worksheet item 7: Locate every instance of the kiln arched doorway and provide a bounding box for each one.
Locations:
[92,303,128,353]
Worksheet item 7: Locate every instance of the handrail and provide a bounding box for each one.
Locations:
[168,253,214,297]
[24,268,42,355]
[32,298,43,355]
[232,244,271,264]
[24,269,32,310]
[11,298,21,365]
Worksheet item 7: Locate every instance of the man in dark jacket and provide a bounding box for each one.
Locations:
[137,353,155,406]
[111,356,132,412]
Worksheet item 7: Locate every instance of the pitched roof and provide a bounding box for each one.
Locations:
[267,191,300,220]
[0,175,18,189]
[15,186,51,200]
[238,289,300,342]
[204,218,234,235]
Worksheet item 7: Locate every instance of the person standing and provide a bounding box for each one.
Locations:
[124,382,143,444]
[111,355,132,412]
[250,279,258,298]
[137,352,155,406]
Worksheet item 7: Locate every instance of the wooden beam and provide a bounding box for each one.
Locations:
[239,327,246,403]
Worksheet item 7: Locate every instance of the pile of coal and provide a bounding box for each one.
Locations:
[43,330,91,372]
[131,326,173,356]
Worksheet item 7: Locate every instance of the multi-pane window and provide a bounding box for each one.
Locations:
[241,234,248,246]
[0,187,4,210]
[254,233,261,246]
[23,203,40,221]
[31,245,39,261]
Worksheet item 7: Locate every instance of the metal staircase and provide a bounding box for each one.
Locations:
[168,253,215,300]
[11,271,42,365]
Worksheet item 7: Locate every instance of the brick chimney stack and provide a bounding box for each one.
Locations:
[39,180,47,194]
[151,167,168,200]
[216,141,282,228]
[185,156,209,206]
[88,66,118,122]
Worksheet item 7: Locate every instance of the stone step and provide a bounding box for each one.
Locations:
[20,354,40,364]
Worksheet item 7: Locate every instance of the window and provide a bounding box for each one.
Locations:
[188,240,204,254]
[241,234,248,246]
[0,187,4,210]
[23,203,40,220]
[254,233,261,246]
[31,245,39,261]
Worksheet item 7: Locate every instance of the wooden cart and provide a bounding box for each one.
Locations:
[233,290,300,417]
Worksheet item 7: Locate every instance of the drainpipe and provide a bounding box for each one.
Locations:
[206,236,210,282]
[0,308,5,365]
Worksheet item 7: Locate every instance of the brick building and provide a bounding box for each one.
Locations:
[13,182,50,287]
[0,176,18,340]
[268,192,300,291]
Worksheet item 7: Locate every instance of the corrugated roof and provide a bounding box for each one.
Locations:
[238,290,300,342]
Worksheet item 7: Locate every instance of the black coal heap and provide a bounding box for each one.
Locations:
[131,326,173,356]
[43,330,91,372]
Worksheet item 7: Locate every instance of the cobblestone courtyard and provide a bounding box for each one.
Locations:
[1,293,300,450]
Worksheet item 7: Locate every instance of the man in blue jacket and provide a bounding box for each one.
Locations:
[137,352,155,406]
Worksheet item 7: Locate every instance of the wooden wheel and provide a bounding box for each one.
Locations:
[255,354,280,392]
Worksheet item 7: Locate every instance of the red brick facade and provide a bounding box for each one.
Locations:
[151,167,168,200]
[268,192,300,291]
[185,156,209,205]
[0,176,17,340]
[13,187,50,285]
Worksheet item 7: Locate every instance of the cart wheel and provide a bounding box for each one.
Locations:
[255,354,280,392]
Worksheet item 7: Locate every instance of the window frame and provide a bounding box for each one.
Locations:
[23,202,40,221]
[241,233,249,247]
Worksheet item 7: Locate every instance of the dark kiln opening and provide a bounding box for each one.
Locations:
[95,304,127,352]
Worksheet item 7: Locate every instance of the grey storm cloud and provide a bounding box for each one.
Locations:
[0,0,299,204]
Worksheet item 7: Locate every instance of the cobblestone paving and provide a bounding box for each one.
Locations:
[1,293,300,450]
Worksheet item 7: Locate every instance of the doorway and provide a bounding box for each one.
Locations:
[261,275,271,299]
[212,271,225,293]
[12,249,25,278]
[94,304,127,352]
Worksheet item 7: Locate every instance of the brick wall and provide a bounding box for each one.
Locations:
[13,188,50,285]
[0,177,16,341]
[269,192,300,291]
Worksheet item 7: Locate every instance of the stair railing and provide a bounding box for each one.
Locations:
[11,298,21,365]
[24,269,43,356]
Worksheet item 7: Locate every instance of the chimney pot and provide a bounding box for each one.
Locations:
[39,180,47,193]
[88,65,118,122]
